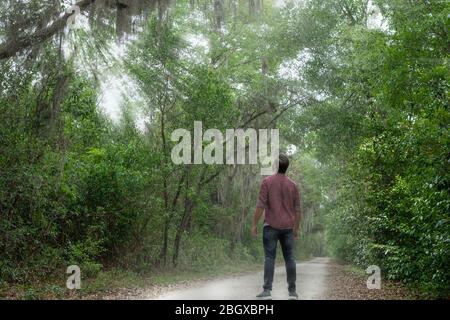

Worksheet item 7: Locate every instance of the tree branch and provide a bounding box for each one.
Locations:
[0,0,96,60]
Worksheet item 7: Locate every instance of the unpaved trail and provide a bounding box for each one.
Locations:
[155,257,330,300]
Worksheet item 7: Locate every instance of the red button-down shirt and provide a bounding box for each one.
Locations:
[256,173,301,230]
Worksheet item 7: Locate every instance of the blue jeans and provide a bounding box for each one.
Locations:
[262,225,296,291]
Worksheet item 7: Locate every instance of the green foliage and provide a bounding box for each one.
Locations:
[0,64,164,281]
[1,0,448,299]
[284,0,450,297]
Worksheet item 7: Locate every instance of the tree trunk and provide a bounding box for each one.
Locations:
[172,170,191,266]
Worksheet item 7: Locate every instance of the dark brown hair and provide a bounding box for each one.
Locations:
[278,154,289,174]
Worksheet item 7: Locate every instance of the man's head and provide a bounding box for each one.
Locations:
[277,153,289,174]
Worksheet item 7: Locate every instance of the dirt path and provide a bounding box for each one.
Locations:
[155,257,331,300]
[99,257,419,300]
[323,260,423,300]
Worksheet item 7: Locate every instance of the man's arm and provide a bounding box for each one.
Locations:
[293,184,302,239]
[293,208,302,239]
[251,207,264,237]
[252,179,268,237]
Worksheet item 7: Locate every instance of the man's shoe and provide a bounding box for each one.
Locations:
[256,290,272,300]
[288,291,298,300]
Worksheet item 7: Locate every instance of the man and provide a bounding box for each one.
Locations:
[251,154,302,300]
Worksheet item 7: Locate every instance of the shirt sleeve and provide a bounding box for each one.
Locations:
[256,179,268,209]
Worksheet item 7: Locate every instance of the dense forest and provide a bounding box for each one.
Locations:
[0,0,448,298]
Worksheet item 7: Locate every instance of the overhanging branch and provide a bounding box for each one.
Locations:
[0,0,96,60]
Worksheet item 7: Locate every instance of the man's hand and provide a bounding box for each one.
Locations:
[293,229,299,240]
[251,225,258,237]
[251,208,264,238]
